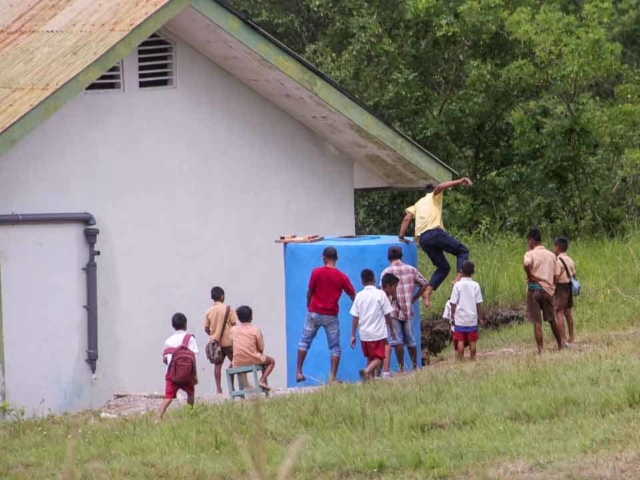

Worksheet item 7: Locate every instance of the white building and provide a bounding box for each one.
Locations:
[0,0,454,414]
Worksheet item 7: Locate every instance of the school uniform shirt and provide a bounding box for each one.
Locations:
[308,266,355,316]
[204,301,238,347]
[443,300,454,332]
[524,245,562,296]
[163,331,199,372]
[230,323,266,366]
[450,278,483,330]
[349,286,394,342]
[405,191,444,236]
[556,253,576,284]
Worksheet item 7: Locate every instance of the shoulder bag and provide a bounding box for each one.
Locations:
[205,306,231,364]
[558,257,581,297]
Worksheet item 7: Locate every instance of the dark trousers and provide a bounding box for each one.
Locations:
[419,228,469,291]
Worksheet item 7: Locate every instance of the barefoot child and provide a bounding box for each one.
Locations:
[350,270,397,381]
[450,261,484,361]
[296,246,356,384]
[554,237,577,346]
[230,306,275,391]
[157,313,199,422]
[524,228,564,353]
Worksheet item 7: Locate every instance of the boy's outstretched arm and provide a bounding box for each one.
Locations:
[350,317,359,349]
[433,177,473,195]
[398,212,413,243]
[256,329,265,354]
[385,313,396,339]
[306,289,313,309]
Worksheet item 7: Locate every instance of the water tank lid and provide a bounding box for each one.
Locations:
[314,235,412,245]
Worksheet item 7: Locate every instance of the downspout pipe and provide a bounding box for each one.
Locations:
[0,212,100,375]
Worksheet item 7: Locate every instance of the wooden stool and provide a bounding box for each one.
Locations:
[226,365,270,399]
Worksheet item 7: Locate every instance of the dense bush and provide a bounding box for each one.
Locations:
[232,0,640,236]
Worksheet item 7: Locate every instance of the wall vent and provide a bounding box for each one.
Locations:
[86,62,123,92]
[138,33,175,89]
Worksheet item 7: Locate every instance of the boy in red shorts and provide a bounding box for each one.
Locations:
[156,312,199,422]
[450,261,484,361]
[350,270,397,381]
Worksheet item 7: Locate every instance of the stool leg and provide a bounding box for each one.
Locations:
[226,370,233,398]
[239,373,248,399]
[253,368,260,395]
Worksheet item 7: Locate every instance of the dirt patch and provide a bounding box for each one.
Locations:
[100,386,321,418]
[484,306,525,329]
[481,451,640,479]
[421,318,452,364]
[421,307,525,363]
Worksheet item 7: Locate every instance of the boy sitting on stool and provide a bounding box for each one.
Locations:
[230,306,275,391]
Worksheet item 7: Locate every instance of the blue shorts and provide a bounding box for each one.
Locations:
[387,318,416,348]
[298,312,342,356]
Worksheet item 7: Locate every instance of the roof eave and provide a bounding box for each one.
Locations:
[191,0,456,184]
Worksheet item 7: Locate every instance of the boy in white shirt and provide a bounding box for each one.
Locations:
[350,270,398,381]
[443,299,456,351]
[156,312,199,422]
[450,261,484,361]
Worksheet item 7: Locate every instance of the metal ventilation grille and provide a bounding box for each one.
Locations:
[86,63,123,91]
[138,33,175,89]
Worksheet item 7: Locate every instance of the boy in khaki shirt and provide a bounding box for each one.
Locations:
[523,228,564,353]
[554,237,577,346]
[204,286,237,394]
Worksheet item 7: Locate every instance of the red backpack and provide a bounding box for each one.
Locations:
[165,334,196,386]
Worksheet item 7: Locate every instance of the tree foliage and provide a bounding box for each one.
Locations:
[231,0,640,236]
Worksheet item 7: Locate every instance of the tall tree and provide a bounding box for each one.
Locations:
[231,0,640,236]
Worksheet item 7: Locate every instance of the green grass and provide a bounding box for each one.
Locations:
[2,235,640,479]
[422,234,640,349]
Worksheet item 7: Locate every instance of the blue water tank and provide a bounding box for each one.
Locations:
[284,235,421,386]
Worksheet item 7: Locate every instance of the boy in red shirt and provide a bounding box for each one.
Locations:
[296,246,356,384]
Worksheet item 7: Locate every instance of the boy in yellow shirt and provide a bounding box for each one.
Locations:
[398,178,473,308]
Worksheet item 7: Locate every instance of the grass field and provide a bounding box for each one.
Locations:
[1,235,640,479]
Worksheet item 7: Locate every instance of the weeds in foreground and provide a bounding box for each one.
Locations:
[2,236,640,479]
[241,400,307,480]
[3,334,640,479]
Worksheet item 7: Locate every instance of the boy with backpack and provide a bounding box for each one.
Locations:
[156,312,199,422]
[554,237,577,346]
[350,270,398,381]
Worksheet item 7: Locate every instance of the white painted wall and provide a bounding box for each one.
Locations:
[0,32,355,414]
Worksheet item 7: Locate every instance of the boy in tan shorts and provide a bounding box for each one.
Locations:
[554,237,577,346]
[204,286,237,394]
[524,228,564,353]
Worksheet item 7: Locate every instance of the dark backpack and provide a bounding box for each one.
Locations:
[165,334,196,386]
